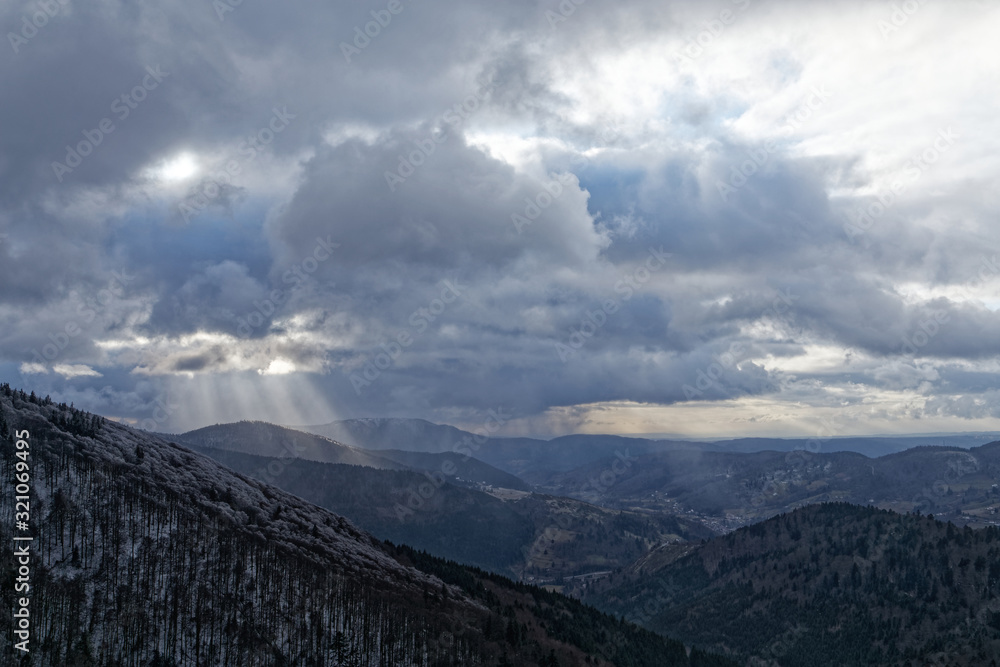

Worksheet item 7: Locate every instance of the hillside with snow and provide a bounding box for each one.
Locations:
[0,386,734,666]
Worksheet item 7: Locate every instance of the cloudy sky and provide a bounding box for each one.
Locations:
[2,0,999,438]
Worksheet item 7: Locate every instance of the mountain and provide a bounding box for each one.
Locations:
[539,444,1000,531]
[298,417,478,453]
[299,418,1000,483]
[298,421,704,480]
[175,420,402,468]
[179,443,713,580]
[477,434,677,483]
[479,434,1000,483]
[173,421,530,491]
[0,386,735,666]
[583,503,1000,666]
[177,443,538,574]
[367,448,530,491]
[706,433,1000,457]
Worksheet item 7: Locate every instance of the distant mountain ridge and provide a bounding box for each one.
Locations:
[179,419,402,466]
[174,420,530,491]
[291,418,1000,538]
[184,443,714,580]
[6,386,999,664]
[296,418,1000,478]
[0,385,734,666]
[298,417,477,453]
[544,441,1000,529]
[184,419,1000,537]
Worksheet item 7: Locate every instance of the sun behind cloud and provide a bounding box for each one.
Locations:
[146,152,200,182]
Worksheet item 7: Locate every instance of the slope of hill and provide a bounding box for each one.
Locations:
[540,443,1000,531]
[177,420,401,468]
[299,418,1000,484]
[584,503,1000,666]
[373,448,531,491]
[182,444,538,573]
[180,444,713,580]
[0,386,734,666]
[298,417,477,453]
[708,434,1000,457]
[174,421,530,491]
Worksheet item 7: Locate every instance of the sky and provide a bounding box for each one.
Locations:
[1,0,999,439]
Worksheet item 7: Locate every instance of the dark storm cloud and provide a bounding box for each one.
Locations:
[143,259,269,336]
[2,0,999,433]
[267,131,600,275]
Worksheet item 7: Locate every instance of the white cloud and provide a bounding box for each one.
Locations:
[258,358,296,375]
[3,0,1000,436]
[53,364,103,379]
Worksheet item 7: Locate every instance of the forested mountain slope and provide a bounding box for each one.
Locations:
[0,387,733,666]
[543,444,1000,530]
[585,503,1000,666]
[182,444,713,580]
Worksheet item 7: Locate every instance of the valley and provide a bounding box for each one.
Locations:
[5,387,1000,665]
[0,386,735,666]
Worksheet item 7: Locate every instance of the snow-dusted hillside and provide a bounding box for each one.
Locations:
[0,387,727,667]
[0,389,484,666]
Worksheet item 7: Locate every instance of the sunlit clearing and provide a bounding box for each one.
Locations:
[258,358,296,376]
[148,152,199,182]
